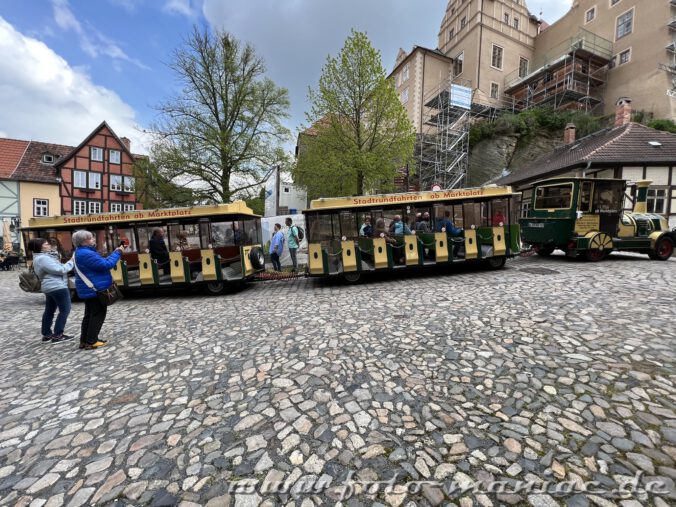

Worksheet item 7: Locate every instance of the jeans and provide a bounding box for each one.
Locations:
[81,297,108,345]
[41,288,72,337]
[289,248,298,270]
[270,252,281,271]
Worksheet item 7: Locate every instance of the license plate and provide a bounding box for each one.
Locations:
[528,223,545,228]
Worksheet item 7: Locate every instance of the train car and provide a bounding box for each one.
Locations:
[520,177,675,261]
[303,185,521,282]
[20,202,266,296]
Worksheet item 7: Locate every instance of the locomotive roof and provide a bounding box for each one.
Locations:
[307,185,516,211]
[531,176,627,185]
[25,201,258,229]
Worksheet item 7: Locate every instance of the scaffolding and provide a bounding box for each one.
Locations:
[415,78,472,191]
[504,28,612,113]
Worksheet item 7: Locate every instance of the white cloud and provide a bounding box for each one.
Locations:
[163,0,193,17]
[50,0,149,70]
[0,16,150,153]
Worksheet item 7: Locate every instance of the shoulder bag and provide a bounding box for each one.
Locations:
[72,255,123,306]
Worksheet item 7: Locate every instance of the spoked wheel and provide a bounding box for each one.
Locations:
[485,256,506,270]
[584,232,613,262]
[204,281,226,295]
[534,245,555,256]
[649,236,674,261]
[343,271,361,284]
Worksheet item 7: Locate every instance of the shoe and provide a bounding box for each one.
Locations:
[51,334,74,344]
[82,341,107,350]
[42,335,53,342]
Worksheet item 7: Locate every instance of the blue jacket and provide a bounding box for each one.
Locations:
[269,231,285,255]
[436,218,463,236]
[73,246,121,299]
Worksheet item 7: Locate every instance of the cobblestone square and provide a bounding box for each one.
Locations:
[0,254,674,507]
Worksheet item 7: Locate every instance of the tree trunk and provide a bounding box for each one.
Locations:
[357,170,364,195]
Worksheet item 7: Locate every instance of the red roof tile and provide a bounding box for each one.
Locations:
[0,139,29,179]
[13,141,74,183]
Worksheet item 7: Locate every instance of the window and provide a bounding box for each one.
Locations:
[123,204,135,212]
[111,203,122,213]
[490,82,499,99]
[401,88,409,104]
[403,63,409,82]
[579,181,593,212]
[616,9,633,40]
[41,154,54,164]
[534,184,573,209]
[123,176,135,193]
[608,56,616,69]
[647,189,667,214]
[520,202,531,218]
[88,172,101,190]
[513,18,519,30]
[110,174,123,191]
[283,187,290,193]
[504,13,509,24]
[88,201,102,214]
[619,48,631,65]
[34,199,48,217]
[109,150,121,164]
[460,16,466,29]
[90,147,103,161]
[448,28,455,41]
[453,52,464,76]
[491,45,504,70]
[585,7,596,23]
[73,200,87,215]
[519,57,529,78]
[610,0,621,6]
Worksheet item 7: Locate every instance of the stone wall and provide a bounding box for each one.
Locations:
[468,129,564,186]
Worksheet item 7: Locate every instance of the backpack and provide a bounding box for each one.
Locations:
[296,226,304,242]
[19,268,41,293]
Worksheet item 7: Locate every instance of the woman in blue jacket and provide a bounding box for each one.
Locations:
[72,230,124,350]
[29,238,75,344]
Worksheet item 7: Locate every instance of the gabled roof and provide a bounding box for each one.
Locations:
[13,141,73,183]
[496,122,676,186]
[389,45,451,76]
[54,120,135,168]
[0,139,29,179]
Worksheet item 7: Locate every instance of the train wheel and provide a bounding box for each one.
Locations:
[485,256,506,270]
[584,232,612,262]
[649,236,674,261]
[248,247,265,270]
[343,272,361,284]
[204,281,226,295]
[534,245,555,256]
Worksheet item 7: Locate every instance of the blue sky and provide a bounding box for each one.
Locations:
[0,0,571,153]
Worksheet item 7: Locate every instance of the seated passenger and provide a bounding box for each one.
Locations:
[436,211,463,236]
[359,217,373,237]
[175,231,189,251]
[416,212,431,233]
[149,228,170,274]
[389,215,411,236]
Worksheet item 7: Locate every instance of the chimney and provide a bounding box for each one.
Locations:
[564,123,576,145]
[120,137,131,151]
[614,97,632,127]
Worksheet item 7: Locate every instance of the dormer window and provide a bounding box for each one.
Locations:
[41,154,55,164]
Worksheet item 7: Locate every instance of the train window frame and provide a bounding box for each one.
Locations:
[579,181,593,212]
[533,183,574,210]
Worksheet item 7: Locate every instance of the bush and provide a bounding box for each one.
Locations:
[647,118,676,134]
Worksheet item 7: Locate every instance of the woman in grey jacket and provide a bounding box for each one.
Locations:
[29,238,75,344]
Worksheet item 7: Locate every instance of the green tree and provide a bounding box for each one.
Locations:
[151,27,291,203]
[133,157,196,208]
[294,30,415,198]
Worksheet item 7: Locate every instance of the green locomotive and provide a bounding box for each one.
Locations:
[520,177,675,261]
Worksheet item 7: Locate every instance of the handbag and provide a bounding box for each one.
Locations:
[72,255,123,306]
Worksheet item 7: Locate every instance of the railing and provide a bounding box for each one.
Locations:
[504,28,613,89]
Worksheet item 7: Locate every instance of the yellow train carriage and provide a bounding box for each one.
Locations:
[303,185,521,282]
[21,202,265,296]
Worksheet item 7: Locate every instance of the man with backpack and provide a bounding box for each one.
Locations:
[285,217,302,272]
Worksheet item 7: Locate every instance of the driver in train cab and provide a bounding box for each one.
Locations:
[492,210,506,225]
[149,227,170,274]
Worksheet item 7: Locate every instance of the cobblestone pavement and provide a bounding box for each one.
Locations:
[0,253,675,507]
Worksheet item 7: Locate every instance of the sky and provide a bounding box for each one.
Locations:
[0,0,572,154]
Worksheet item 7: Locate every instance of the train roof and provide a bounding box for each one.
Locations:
[25,201,258,230]
[307,185,516,211]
